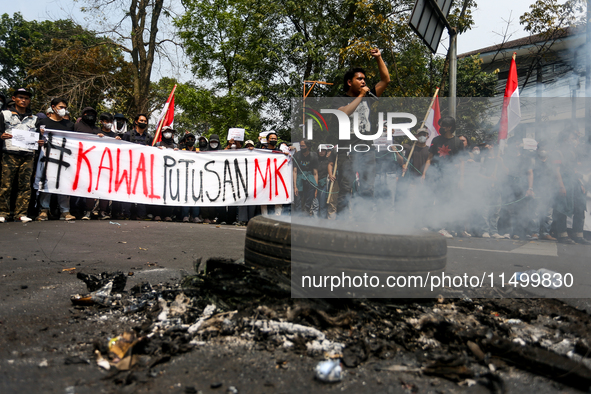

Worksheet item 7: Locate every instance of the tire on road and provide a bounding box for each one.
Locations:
[244,216,447,276]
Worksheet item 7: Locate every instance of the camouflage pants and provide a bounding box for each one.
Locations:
[0,153,34,218]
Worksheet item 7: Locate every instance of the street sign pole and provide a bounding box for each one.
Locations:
[449,28,457,119]
[409,0,456,118]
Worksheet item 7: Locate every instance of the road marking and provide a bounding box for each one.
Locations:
[448,246,514,254]
[510,242,558,257]
[448,242,558,257]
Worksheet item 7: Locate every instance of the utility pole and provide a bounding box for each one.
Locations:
[449,28,457,119]
[586,0,591,142]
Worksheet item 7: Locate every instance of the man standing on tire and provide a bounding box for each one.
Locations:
[332,48,390,218]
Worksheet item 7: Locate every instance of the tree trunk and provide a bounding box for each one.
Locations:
[129,0,164,115]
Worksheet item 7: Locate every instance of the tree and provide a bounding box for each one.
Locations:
[75,0,175,114]
[0,13,109,90]
[177,0,492,140]
[0,13,134,115]
[151,77,265,143]
[26,37,134,115]
[518,0,586,89]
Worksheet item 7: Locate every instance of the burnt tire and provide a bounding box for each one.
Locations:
[245,215,291,270]
[245,216,446,274]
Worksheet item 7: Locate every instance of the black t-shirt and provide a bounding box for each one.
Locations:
[123,130,153,146]
[428,135,464,166]
[402,144,430,177]
[294,150,318,173]
[74,120,100,134]
[317,153,331,180]
[99,129,118,138]
[36,117,75,132]
[533,157,555,190]
[330,88,378,150]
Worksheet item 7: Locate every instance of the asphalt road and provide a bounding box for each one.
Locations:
[1,219,590,393]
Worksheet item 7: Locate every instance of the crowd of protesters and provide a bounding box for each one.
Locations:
[290,116,591,245]
[0,87,291,226]
[289,47,591,245]
[1,74,590,245]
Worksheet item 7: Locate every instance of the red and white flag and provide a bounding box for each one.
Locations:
[498,55,521,150]
[424,95,441,147]
[152,85,177,145]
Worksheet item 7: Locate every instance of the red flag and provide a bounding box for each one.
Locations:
[425,95,440,147]
[498,55,521,147]
[152,85,177,145]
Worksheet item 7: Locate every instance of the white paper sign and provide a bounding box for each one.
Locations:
[228,128,245,141]
[522,138,538,150]
[10,128,38,150]
[259,131,269,144]
[35,130,293,207]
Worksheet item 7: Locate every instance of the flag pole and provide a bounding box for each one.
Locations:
[497,53,517,157]
[327,155,338,204]
[401,87,440,178]
[152,84,177,146]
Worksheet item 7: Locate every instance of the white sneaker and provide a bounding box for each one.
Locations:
[0,217,5,223]
[19,216,33,223]
[492,233,504,239]
[438,229,453,238]
[460,231,472,237]
[503,233,511,239]
[482,232,490,238]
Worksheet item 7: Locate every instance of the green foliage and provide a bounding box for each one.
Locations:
[176,0,496,142]
[0,12,134,116]
[150,77,265,145]
[520,0,585,35]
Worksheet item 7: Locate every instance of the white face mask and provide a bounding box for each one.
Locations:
[473,149,480,155]
[163,132,173,139]
[56,108,67,117]
[210,142,218,149]
[418,136,427,143]
[230,144,237,149]
[103,122,113,129]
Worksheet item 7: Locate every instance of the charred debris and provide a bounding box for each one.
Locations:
[69,259,591,392]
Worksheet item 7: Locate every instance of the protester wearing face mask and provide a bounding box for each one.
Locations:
[265,132,279,150]
[293,139,319,216]
[112,113,128,135]
[35,97,76,221]
[74,107,100,134]
[155,126,178,150]
[206,134,221,151]
[553,128,590,245]
[179,132,202,223]
[529,142,556,241]
[97,113,120,139]
[224,138,242,150]
[81,113,119,221]
[118,114,152,220]
[180,133,197,151]
[197,135,208,151]
[0,87,42,223]
[123,114,153,146]
[200,134,225,223]
[258,133,286,217]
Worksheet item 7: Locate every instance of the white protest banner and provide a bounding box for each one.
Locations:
[228,128,245,141]
[11,128,39,150]
[36,130,293,207]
